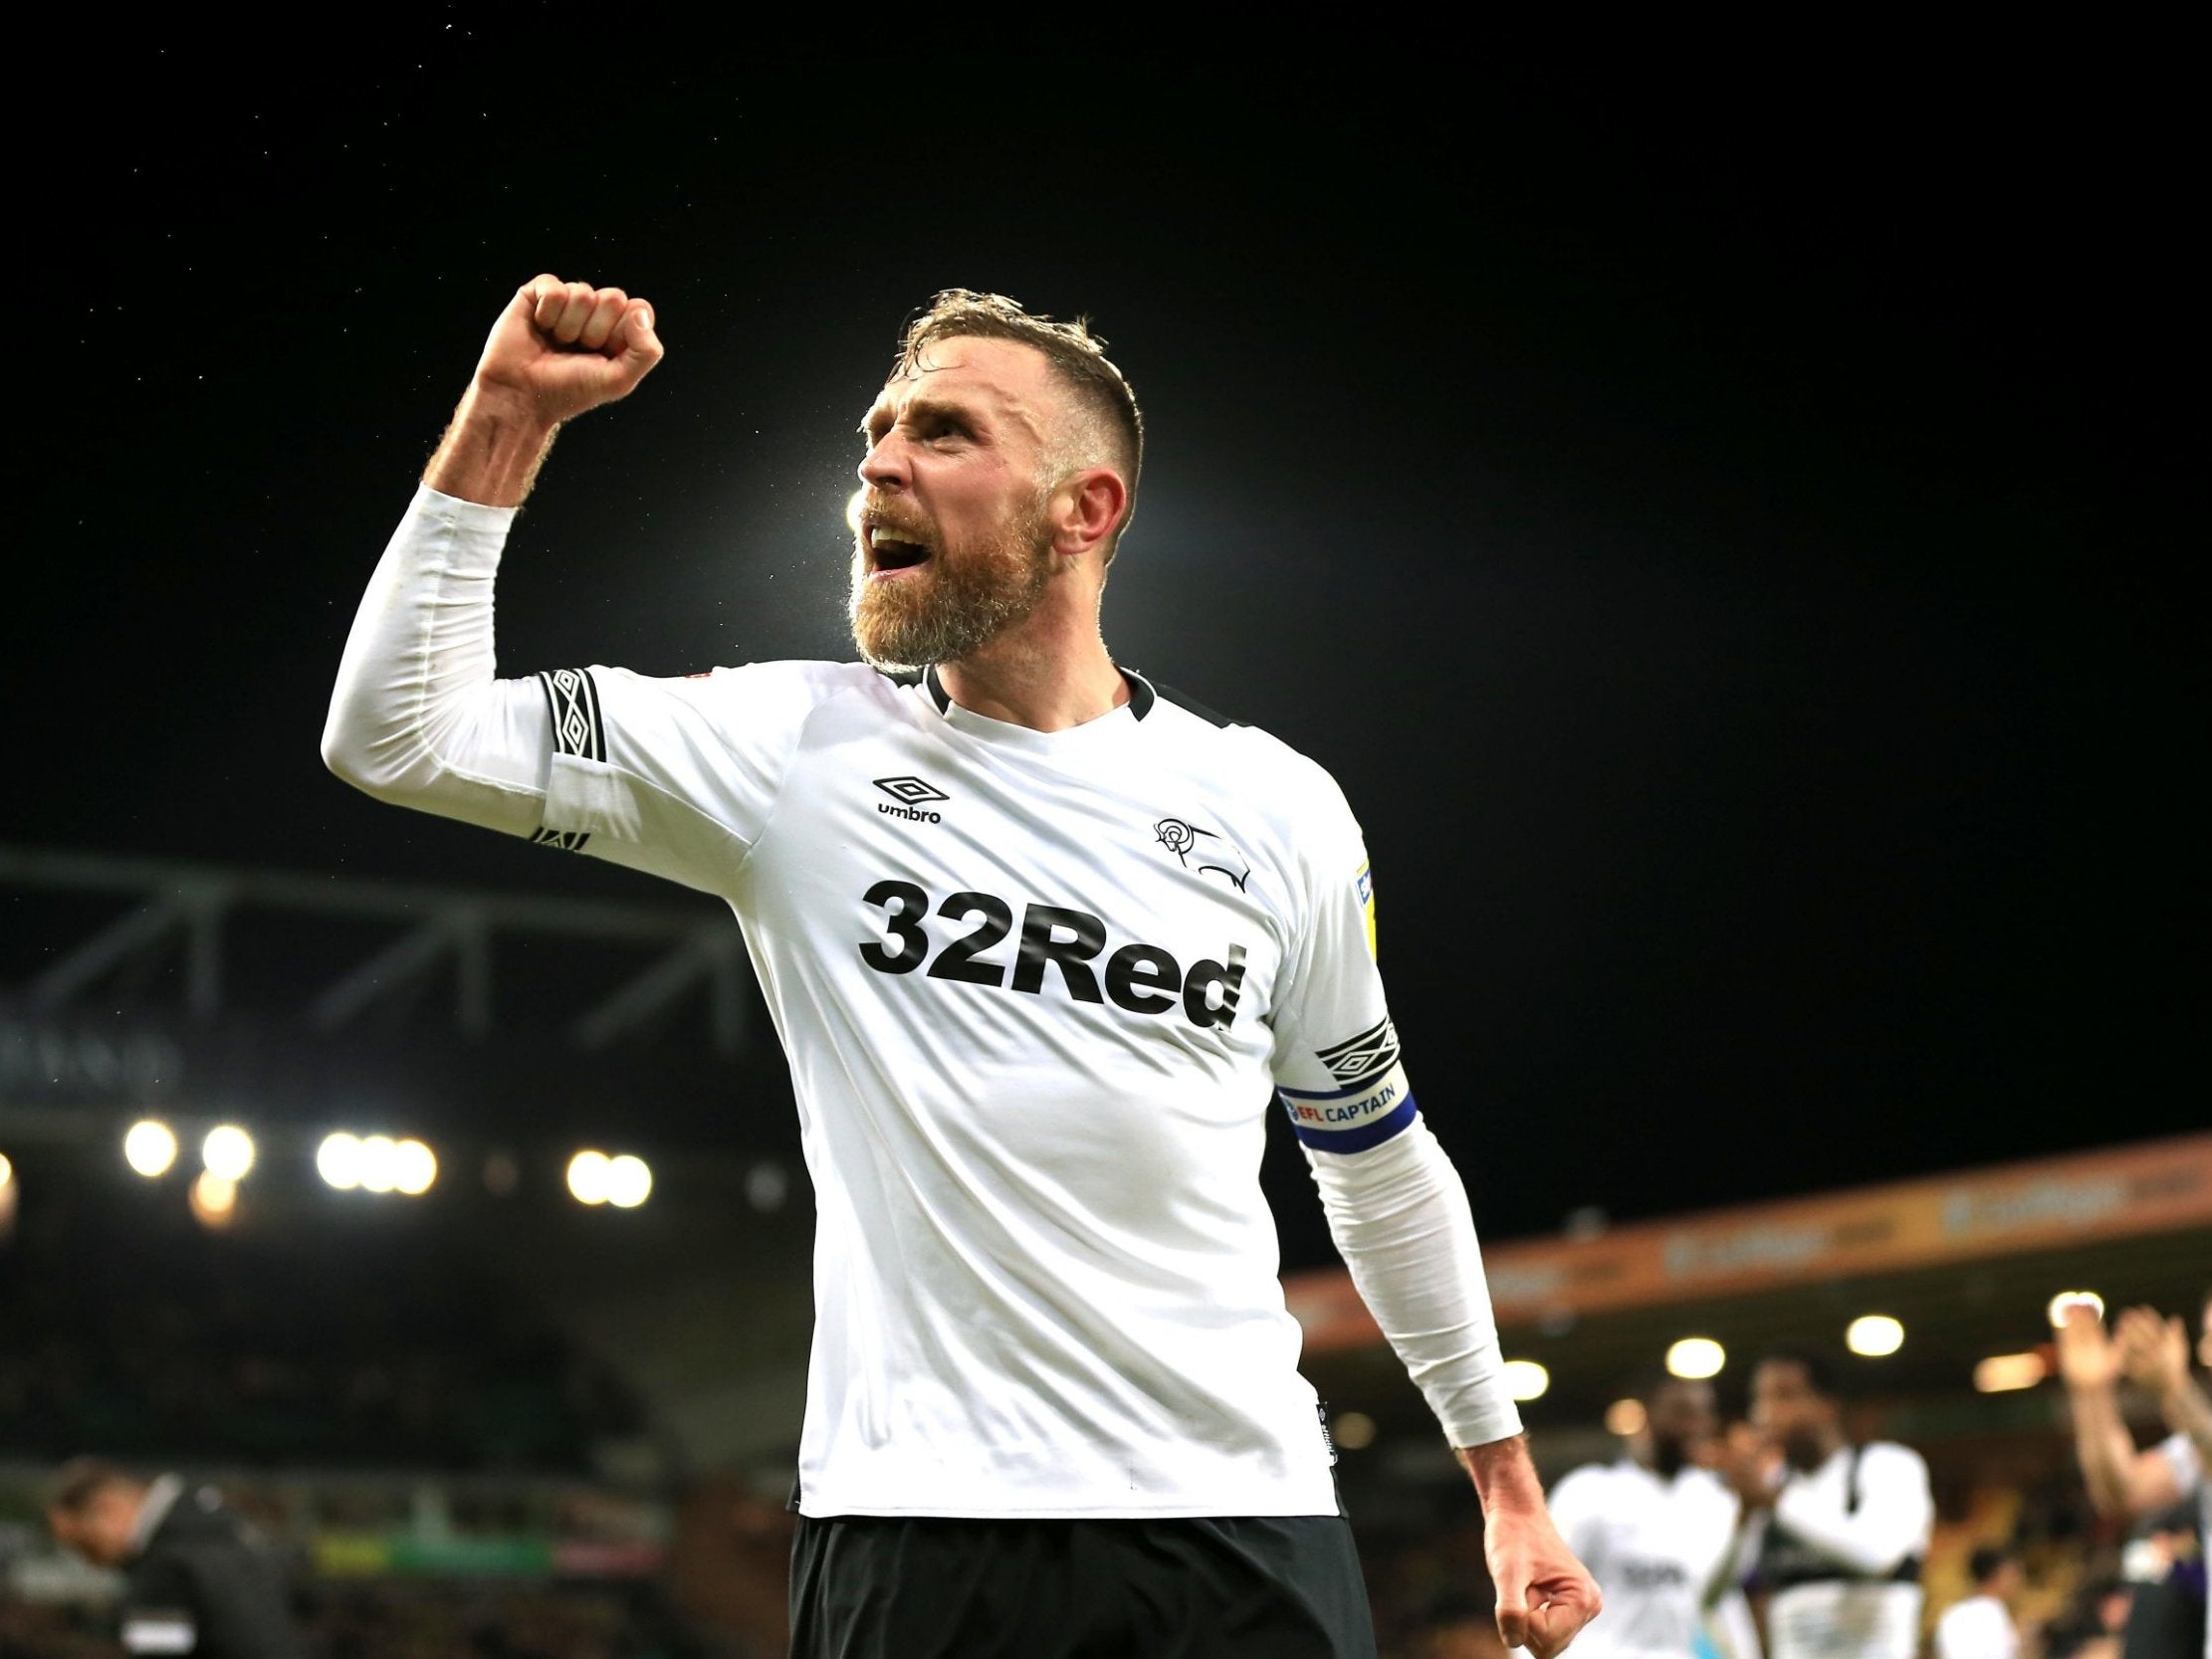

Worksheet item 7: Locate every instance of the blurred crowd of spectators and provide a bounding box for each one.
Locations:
[1359,1469,2202,1659]
[0,1581,701,1659]
[0,1438,2198,1657]
[0,1190,642,1472]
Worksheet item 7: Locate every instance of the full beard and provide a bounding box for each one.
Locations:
[849,505,1055,672]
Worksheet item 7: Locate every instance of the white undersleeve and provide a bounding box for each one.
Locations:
[1303,1117,1521,1448]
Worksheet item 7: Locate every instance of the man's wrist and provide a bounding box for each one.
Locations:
[1455,1435,1545,1514]
[424,382,562,508]
[462,375,561,433]
[2159,1379,2206,1417]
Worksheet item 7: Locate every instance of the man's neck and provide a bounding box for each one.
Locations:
[939,607,1125,732]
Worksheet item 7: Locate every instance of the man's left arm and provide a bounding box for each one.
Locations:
[1304,1123,1599,1657]
[1272,774,1597,1659]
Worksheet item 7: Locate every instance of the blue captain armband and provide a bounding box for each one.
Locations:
[1279,1061,1418,1152]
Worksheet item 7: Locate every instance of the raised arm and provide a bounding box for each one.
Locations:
[2117,1304,2212,1473]
[2056,1303,2184,1518]
[322,278,663,824]
[423,276,662,508]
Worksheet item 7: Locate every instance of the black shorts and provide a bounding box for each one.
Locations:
[788,1511,1378,1659]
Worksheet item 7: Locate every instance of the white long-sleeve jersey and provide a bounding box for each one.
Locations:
[1547,1460,1745,1659]
[323,486,1521,1518]
[1749,1442,1934,1659]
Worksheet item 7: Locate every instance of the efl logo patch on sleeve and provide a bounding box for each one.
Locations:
[1356,863,1376,960]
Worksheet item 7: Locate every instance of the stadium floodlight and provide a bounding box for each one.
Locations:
[1974,1351,2048,1393]
[1503,1359,1550,1401]
[1847,1315,1904,1357]
[604,1153,652,1209]
[318,1133,363,1189]
[1604,1398,1647,1437]
[2047,1290,2104,1329]
[1666,1337,1726,1379]
[356,1135,399,1193]
[393,1139,437,1196]
[567,1149,612,1205]
[124,1119,178,1178]
[202,1125,255,1182]
[190,1170,236,1227]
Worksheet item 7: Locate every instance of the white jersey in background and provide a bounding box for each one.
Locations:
[1751,1441,1933,1659]
[323,487,1523,1520]
[1933,1594,2017,1659]
[1547,1459,1744,1659]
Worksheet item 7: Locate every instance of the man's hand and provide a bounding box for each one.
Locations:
[474,276,663,427]
[1708,1421,1782,1511]
[1458,1438,1601,1659]
[424,276,664,508]
[2055,1302,2120,1392]
[2115,1307,2193,1395]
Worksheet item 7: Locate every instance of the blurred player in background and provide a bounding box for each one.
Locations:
[1713,1349,1933,1659]
[322,277,1599,1658]
[2058,1294,2212,1659]
[1549,1375,1757,1659]
[46,1460,304,1658]
[1934,1545,2023,1659]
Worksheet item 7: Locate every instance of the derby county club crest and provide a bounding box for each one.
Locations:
[1154,818,1251,892]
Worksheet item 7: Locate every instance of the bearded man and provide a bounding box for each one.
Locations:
[324,276,1598,1659]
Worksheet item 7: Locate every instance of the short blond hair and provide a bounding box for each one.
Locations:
[894,290,1145,543]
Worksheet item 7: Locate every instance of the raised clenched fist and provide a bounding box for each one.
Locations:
[472,275,663,427]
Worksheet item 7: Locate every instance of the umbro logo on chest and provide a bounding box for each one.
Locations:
[874,775,949,824]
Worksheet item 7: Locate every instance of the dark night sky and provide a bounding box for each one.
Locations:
[12,34,2200,1253]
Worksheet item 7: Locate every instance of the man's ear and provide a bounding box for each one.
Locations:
[1054,467,1129,557]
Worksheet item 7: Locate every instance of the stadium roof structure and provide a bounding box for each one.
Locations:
[0,843,796,1155]
[1295,1132,2212,1453]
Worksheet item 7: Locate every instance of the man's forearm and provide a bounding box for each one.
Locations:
[2157,1373,2212,1466]
[425,382,561,509]
[2068,1383,2142,1515]
[1305,1121,1521,1448]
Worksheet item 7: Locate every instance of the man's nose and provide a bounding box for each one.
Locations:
[858,434,908,492]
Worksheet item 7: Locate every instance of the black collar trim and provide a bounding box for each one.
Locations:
[884,663,1154,722]
[1120,667,1157,721]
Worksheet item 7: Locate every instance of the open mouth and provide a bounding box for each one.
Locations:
[865,521,933,577]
